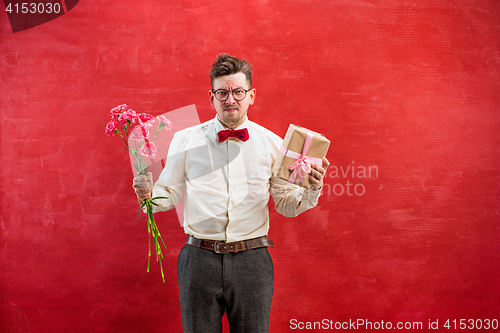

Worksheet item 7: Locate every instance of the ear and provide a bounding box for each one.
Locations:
[208,89,215,106]
[249,88,256,105]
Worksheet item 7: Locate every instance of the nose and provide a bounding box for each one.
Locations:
[225,91,237,104]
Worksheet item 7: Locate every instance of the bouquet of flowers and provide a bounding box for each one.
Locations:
[105,104,172,282]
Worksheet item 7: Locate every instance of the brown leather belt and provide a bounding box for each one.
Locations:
[185,235,274,254]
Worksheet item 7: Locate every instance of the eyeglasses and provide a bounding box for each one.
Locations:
[212,88,250,101]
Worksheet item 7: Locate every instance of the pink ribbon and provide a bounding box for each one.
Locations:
[280,131,323,183]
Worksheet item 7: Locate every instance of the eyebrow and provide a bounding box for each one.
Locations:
[216,86,246,90]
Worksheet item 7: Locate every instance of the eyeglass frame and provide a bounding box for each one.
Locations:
[211,88,251,101]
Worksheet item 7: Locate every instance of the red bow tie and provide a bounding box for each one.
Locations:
[217,128,249,142]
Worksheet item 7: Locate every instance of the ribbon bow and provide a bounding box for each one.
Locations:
[218,128,249,142]
[280,131,323,183]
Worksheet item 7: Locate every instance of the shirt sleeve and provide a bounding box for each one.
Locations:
[150,131,187,213]
[269,175,321,217]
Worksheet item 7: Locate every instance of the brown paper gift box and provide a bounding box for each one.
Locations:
[274,124,330,189]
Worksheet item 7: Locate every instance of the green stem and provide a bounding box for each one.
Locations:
[147,212,151,273]
[117,131,129,151]
[153,126,160,142]
[138,198,167,283]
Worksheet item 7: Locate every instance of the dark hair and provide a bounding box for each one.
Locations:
[209,53,252,89]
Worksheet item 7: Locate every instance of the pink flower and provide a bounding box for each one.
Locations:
[157,115,173,131]
[138,113,155,127]
[105,120,118,136]
[118,109,138,125]
[130,125,149,141]
[110,104,128,117]
[139,142,157,159]
[141,126,150,140]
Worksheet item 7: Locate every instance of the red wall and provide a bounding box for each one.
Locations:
[1,1,499,332]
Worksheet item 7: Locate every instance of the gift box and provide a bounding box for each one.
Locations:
[274,124,330,189]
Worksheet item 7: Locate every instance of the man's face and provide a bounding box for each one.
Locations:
[209,72,256,129]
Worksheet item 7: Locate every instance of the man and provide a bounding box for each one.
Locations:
[133,54,329,333]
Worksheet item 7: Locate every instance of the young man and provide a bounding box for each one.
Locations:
[133,54,329,333]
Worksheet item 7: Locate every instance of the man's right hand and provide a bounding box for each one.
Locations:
[133,172,153,202]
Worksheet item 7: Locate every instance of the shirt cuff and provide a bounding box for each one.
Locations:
[304,187,322,200]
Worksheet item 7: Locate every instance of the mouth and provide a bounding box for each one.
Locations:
[224,106,238,113]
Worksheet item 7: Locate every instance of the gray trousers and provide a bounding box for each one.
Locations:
[177,244,274,333]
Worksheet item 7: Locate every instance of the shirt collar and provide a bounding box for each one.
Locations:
[214,116,249,133]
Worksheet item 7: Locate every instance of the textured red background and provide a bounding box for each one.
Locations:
[1,1,499,332]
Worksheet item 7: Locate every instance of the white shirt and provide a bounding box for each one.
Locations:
[151,116,321,242]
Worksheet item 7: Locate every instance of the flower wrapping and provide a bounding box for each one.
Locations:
[274,124,330,189]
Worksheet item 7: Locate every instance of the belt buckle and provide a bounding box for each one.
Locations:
[214,240,221,254]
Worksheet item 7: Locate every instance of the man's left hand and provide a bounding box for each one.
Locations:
[309,157,330,191]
